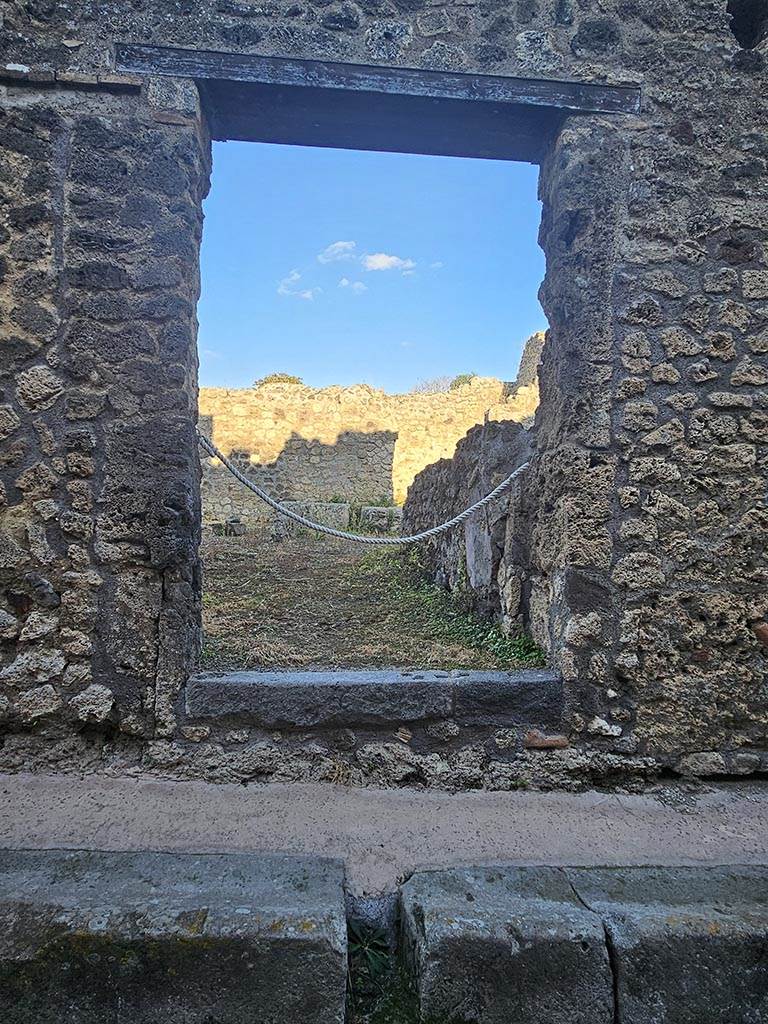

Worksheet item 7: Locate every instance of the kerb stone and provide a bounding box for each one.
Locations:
[0,849,347,1024]
[566,865,768,1024]
[400,865,614,1024]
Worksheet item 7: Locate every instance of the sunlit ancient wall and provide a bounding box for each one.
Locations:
[198,376,539,514]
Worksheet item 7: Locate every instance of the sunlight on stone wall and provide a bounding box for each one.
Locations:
[198,373,539,517]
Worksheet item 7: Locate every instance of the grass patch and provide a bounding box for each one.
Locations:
[347,547,546,670]
[200,533,546,672]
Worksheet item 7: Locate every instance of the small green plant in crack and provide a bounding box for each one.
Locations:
[347,920,397,1020]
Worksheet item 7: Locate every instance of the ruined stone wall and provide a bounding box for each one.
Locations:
[403,418,533,620]
[0,75,210,742]
[198,377,538,519]
[0,0,766,784]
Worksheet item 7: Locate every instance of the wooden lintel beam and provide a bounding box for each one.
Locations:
[116,43,641,117]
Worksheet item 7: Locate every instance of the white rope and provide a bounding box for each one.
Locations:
[197,430,529,546]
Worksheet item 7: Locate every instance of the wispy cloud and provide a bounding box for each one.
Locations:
[339,277,367,294]
[362,252,416,273]
[318,240,357,263]
[430,260,444,270]
[200,348,221,359]
[277,269,300,296]
[277,269,321,301]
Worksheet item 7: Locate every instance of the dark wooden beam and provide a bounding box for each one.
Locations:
[116,44,641,117]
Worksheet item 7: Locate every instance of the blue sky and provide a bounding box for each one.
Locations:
[197,141,547,393]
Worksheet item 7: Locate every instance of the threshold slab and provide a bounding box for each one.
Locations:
[185,667,562,729]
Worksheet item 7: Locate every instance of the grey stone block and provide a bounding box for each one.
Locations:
[359,505,403,534]
[0,849,347,1024]
[186,669,564,731]
[566,866,768,1024]
[400,865,614,1024]
[271,501,350,539]
[186,669,454,727]
[452,668,563,728]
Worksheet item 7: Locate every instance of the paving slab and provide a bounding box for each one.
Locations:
[401,865,613,1024]
[0,849,347,1024]
[567,866,768,1024]
[1,773,767,895]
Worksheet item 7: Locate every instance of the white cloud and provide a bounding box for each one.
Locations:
[339,277,367,293]
[200,348,221,359]
[430,261,444,270]
[362,252,416,273]
[277,269,301,296]
[277,269,320,300]
[318,240,357,263]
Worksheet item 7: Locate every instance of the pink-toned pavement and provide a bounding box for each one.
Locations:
[1,772,767,894]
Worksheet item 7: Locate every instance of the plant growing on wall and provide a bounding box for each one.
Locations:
[449,372,477,390]
[410,375,452,394]
[253,372,304,387]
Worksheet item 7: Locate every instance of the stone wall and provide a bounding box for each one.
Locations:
[198,373,539,521]
[0,0,766,784]
[0,75,208,742]
[403,419,533,620]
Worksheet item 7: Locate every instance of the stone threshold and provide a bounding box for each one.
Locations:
[184,667,562,730]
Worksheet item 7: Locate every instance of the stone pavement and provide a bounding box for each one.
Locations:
[2,775,768,1022]
[1,772,767,894]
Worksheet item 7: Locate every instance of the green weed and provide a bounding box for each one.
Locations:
[350,547,546,670]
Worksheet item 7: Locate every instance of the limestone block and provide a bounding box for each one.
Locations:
[0,648,66,685]
[677,750,727,776]
[15,683,63,722]
[0,849,347,1024]
[15,365,64,411]
[742,270,768,299]
[401,865,614,1024]
[69,683,115,723]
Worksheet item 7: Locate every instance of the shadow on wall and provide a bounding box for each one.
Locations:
[403,418,534,624]
[200,423,398,524]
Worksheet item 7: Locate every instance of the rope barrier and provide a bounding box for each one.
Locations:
[197,430,529,546]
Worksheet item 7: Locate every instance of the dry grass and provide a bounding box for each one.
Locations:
[200,531,545,672]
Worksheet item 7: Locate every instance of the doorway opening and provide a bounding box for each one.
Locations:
[113,42,641,685]
[197,138,547,673]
